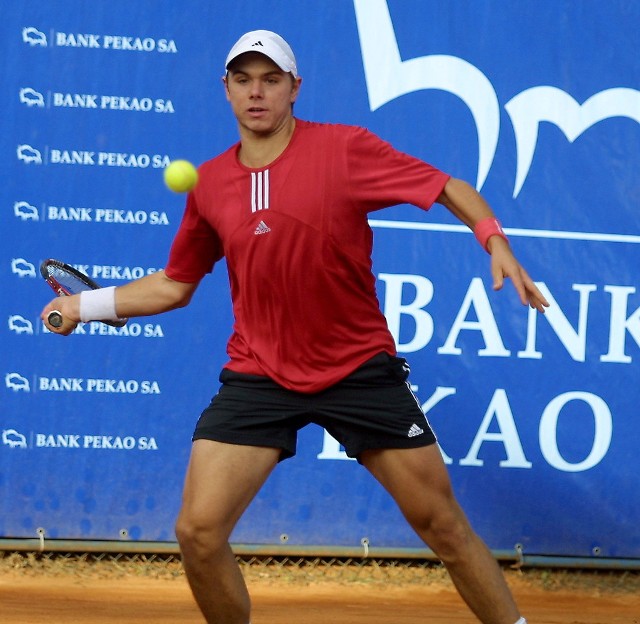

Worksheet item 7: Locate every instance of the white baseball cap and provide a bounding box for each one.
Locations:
[225,30,298,78]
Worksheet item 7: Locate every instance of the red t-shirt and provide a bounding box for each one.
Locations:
[165,120,449,392]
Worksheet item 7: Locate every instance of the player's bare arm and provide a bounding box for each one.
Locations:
[115,270,199,318]
[41,270,199,335]
[436,177,550,313]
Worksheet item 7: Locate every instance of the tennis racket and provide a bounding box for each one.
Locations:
[40,258,127,328]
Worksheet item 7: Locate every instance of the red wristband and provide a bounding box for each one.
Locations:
[474,217,508,252]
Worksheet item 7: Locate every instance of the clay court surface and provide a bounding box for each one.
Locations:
[1,554,639,623]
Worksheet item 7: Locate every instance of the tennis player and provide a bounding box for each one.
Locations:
[42,30,546,624]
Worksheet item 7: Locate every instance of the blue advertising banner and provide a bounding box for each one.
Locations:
[1,0,638,561]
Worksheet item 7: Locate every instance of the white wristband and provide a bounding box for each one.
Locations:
[79,286,119,322]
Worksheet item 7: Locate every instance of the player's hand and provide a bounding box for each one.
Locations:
[487,237,549,313]
[41,295,81,335]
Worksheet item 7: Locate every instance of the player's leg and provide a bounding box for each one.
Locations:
[360,444,522,624]
[175,439,281,624]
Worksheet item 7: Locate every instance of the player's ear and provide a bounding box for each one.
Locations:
[222,74,231,101]
[290,76,302,103]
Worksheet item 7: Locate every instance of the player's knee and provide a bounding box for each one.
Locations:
[428,519,475,563]
[411,507,476,563]
[174,514,196,551]
[175,511,227,556]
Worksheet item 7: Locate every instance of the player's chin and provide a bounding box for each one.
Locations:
[242,114,278,130]
[244,121,274,135]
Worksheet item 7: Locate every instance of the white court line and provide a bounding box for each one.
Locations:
[368,219,640,244]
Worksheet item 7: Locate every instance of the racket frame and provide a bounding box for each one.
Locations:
[40,259,127,328]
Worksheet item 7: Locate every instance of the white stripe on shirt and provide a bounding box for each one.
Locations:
[251,170,270,212]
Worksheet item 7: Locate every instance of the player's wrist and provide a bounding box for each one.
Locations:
[474,217,509,253]
[79,286,120,322]
[486,234,510,254]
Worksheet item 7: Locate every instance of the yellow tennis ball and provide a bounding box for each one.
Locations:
[164,159,198,193]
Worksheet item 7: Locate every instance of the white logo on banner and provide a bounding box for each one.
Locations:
[38,377,161,394]
[56,149,170,168]
[16,146,172,168]
[8,315,34,335]
[22,26,177,53]
[5,373,160,393]
[11,258,36,277]
[22,27,47,46]
[11,202,167,226]
[505,86,640,197]
[19,89,175,113]
[45,206,169,225]
[353,0,640,197]
[5,373,30,392]
[54,93,175,112]
[1,429,158,451]
[14,201,39,220]
[378,274,640,365]
[17,144,42,164]
[2,429,27,448]
[19,87,45,107]
[34,434,159,450]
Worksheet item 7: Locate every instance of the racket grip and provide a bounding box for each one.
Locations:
[48,310,63,328]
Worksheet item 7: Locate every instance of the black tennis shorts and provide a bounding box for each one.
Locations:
[193,352,437,462]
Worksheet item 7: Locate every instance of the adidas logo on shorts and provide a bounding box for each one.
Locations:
[407,423,424,438]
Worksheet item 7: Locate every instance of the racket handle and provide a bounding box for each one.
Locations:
[48,310,63,328]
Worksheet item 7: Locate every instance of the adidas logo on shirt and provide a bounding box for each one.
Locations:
[254,220,271,235]
[407,423,424,438]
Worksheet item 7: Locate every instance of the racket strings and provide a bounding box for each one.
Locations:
[46,266,94,295]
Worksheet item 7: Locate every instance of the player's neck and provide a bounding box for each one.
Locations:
[238,116,296,168]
